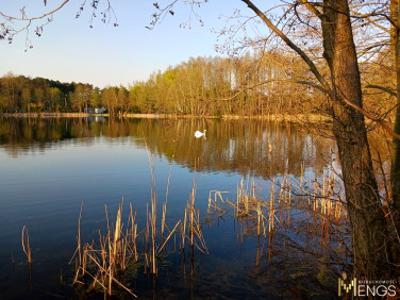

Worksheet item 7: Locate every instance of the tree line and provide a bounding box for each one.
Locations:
[0,74,127,114]
[0,52,324,116]
[0,50,395,119]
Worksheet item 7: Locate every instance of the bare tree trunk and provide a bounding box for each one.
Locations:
[241,0,395,279]
[391,0,400,224]
[388,0,400,273]
[324,0,392,279]
[311,0,397,278]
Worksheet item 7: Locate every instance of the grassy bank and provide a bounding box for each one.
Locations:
[0,112,108,118]
[0,112,332,123]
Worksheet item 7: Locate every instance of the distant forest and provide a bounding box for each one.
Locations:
[0,51,393,117]
[0,52,319,116]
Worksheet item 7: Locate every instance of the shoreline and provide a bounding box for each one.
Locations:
[0,112,331,123]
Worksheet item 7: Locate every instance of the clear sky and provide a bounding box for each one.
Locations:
[0,0,276,87]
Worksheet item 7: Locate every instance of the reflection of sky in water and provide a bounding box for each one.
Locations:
[0,119,337,299]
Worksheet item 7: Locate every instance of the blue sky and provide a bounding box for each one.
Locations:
[0,0,277,87]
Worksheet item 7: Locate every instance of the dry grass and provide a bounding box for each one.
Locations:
[207,171,346,245]
[181,185,208,254]
[68,162,347,298]
[71,189,204,297]
[223,179,273,238]
[71,201,139,297]
[207,190,228,217]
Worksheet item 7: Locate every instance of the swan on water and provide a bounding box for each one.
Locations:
[194,130,206,138]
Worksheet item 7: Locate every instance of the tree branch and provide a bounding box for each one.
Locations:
[240,0,331,94]
[366,84,397,97]
[0,0,71,21]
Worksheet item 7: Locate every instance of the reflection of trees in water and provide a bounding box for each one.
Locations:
[132,119,334,178]
[0,118,333,177]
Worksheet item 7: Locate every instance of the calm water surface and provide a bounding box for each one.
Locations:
[0,117,338,299]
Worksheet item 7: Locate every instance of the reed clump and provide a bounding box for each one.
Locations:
[207,190,228,217]
[72,201,138,297]
[206,172,347,245]
[223,179,273,238]
[72,187,207,297]
[181,185,208,253]
[305,173,346,243]
[70,168,347,298]
[203,173,348,275]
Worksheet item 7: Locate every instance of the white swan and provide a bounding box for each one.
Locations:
[194,130,207,138]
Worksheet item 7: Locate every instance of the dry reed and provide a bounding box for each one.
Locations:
[181,185,208,254]
[72,194,189,297]
[21,225,32,264]
[71,202,138,297]
[69,165,347,298]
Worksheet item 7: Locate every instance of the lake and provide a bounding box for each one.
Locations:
[0,117,346,299]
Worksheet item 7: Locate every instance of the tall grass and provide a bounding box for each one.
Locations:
[68,164,347,298]
[71,201,138,297]
[71,182,208,297]
[208,170,346,245]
